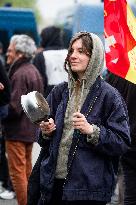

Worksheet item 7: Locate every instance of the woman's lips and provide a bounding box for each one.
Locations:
[71,62,79,65]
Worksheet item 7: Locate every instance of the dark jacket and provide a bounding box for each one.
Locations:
[106,72,136,146]
[3,58,44,142]
[0,60,10,106]
[28,77,130,204]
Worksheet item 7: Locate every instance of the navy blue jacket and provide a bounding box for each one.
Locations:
[28,77,130,204]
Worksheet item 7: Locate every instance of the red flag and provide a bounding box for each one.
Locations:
[104,0,136,84]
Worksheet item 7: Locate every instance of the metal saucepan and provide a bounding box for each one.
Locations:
[21,91,50,124]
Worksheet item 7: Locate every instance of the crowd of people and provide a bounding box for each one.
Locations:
[0,26,69,205]
[0,27,135,205]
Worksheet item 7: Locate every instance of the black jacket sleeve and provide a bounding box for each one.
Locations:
[33,52,48,93]
[0,60,10,106]
[27,148,47,205]
[106,72,136,145]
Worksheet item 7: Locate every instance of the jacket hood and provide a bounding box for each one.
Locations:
[67,32,104,93]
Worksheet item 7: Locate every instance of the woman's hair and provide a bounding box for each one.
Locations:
[64,32,93,71]
[10,34,37,58]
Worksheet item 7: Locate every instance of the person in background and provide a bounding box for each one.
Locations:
[0,42,5,67]
[0,59,14,199]
[106,72,136,205]
[33,26,68,97]
[0,60,10,105]
[2,34,44,205]
[27,32,130,205]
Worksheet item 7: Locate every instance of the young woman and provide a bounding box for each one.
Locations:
[28,32,130,205]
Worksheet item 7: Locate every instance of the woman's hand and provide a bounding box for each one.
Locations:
[40,118,56,136]
[73,112,93,135]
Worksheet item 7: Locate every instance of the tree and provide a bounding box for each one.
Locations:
[0,0,36,8]
[0,0,41,22]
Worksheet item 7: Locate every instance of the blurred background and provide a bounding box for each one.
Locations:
[0,0,135,53]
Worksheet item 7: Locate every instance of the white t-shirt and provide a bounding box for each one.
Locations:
[43,49,68,85]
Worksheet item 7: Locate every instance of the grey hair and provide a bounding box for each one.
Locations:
[10,34,37,58]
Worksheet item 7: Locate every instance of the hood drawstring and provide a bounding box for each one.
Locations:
[65,78,85,118]
[74,80,80,112]
[77,79,85,112]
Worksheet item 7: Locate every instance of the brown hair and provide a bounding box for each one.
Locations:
[64,32,93,71]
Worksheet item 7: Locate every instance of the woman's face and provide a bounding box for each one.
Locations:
[69,38,90,80]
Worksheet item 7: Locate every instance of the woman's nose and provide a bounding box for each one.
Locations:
[71,51,77,58]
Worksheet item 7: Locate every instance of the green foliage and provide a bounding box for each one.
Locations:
[0,0,41,23]
[0,0,36,8]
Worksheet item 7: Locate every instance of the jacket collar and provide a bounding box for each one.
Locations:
[8,58,30,78]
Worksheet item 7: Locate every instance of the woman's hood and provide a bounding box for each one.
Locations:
[68,32,104,92]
